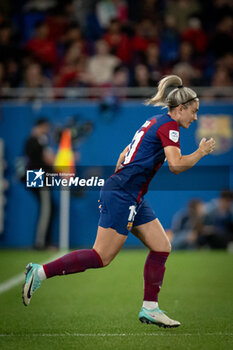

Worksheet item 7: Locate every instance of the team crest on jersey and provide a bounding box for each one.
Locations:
[127,222,133,231]
[169,130,179,143]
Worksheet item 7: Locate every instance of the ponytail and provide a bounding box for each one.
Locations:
[146,75,198,110]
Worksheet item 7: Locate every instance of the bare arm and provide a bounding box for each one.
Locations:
[164,137,216,175]
[115,145,130,172]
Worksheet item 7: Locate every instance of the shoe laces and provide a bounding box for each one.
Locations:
[156,307,166,315]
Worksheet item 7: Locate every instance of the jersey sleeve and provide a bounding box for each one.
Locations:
[156,120,180,149]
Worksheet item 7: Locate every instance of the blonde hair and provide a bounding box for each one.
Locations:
[146,75,198,110]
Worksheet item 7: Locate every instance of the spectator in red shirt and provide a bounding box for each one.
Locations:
[62,24,88,56]
[45,2,74,42]
[55,41,89,88]
[25,20,57,67]
[182,17,208,54]
[104,18,132,64]
[55,23,88,73]
[131,21,150,55]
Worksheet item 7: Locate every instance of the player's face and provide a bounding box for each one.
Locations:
[180,101,199,129]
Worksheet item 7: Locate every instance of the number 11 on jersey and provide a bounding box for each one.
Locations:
[124,120,151,165]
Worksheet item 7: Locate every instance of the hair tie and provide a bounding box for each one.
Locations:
[178,85,183,89]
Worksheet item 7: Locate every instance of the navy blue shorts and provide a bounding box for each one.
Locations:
[98,178,156,236]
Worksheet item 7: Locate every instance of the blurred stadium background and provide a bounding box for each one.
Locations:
[0,0,233,249]
[0,1,233,349]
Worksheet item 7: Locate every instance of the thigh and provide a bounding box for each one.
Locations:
[132,218,171,252]
[93,226,127,266]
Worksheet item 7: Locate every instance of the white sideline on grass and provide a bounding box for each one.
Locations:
[0,333,232,337]
[0,252,65,295]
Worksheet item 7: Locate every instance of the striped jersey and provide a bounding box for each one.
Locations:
[111,112,180,202]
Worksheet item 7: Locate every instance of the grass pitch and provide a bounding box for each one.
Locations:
[0,249,232,350]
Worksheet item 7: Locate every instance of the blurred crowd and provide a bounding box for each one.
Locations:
[171,191,233,251]
[0,0,233,94]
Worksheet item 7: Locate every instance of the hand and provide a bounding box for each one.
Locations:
[198,138,216,156]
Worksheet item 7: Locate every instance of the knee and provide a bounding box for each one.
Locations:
[162,233,172,253]
[157,238,172,253]
[153,238,171,253]
[166,240,172,253]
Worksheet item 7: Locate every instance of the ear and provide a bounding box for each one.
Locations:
[177,104,183,112]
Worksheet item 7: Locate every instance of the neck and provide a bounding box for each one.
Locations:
[168,110,179,124]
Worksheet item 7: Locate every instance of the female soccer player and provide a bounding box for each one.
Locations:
[23,75,215,328]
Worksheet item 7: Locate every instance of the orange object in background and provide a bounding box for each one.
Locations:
[54,129,75,175]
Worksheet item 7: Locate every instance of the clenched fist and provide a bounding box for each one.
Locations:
[199,138,216,156]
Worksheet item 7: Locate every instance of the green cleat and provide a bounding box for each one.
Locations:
[139,307,181,328]
[22,263,43,306]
